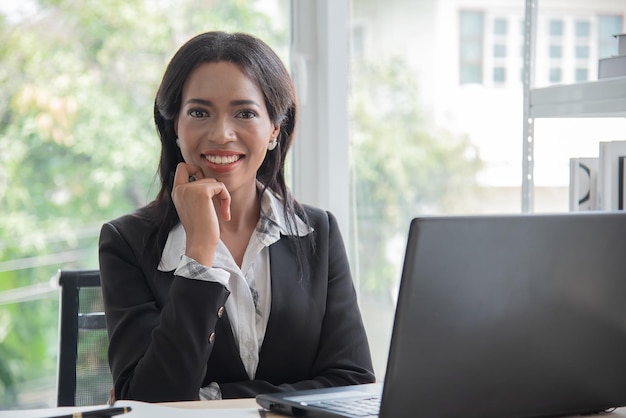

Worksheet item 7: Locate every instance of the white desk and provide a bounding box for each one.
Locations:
[0,398,280,417]
[4,398,626,417]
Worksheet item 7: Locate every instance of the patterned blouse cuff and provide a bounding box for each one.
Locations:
[199,382,222,400]
[174,255,230,288]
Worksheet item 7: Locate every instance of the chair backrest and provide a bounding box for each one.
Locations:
[57,269,112,406]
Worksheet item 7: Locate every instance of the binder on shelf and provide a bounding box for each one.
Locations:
[598,56,626,79]
[569,157,598,211]
[598,140,626,210]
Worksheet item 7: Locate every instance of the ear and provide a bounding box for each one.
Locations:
[271,124,280,139]
[174,117,179,137]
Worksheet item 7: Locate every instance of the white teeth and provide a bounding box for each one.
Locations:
[204,154,241,165]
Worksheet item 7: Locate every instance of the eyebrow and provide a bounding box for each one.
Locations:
[183,98,262,107]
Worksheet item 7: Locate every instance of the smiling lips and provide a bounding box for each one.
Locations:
[204,154,242,165]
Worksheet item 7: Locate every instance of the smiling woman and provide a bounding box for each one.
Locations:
[98,31,375,403]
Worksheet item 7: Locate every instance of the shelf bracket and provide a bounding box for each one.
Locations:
[522,0,538,213]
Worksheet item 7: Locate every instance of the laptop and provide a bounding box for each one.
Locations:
[257,212,626,418]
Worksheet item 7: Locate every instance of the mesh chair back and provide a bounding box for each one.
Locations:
[57,269,112,406]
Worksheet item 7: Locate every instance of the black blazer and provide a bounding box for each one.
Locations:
[99,205,375,402]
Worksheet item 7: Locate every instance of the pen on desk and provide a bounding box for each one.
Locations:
[47,406,131,418]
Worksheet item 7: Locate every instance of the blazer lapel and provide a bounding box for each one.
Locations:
[256,237,301,376]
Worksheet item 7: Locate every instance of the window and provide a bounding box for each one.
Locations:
[493,67,507,83]
[575,68,588,82]
[546,18,564,85]
[549,44,563,58]
[494,44,507,57]
[494,18,508,35]
[575,20,590,37]
[461,66,482,84]
[598,15,623,58]
[549,67,562,83]
[575,45,590,59]
[349,0,626,387]
[549,19,564,36]
[459,10,484,84]
[574,19,591,81]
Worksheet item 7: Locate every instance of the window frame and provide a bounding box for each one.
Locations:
[290,0,351,241]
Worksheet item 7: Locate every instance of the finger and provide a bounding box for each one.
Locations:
[213,187,232,222]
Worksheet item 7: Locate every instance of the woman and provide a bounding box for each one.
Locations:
[99,31,375,402]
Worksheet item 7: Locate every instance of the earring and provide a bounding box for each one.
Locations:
[267,139,278,151]
[175,138,180,148]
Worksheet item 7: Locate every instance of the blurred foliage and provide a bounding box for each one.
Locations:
[349,56,483,297]
[0,0,285,409]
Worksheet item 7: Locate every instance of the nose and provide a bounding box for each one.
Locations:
[208,116,235,144]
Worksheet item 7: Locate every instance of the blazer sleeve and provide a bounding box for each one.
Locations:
[99,219,230,402]
[307,210,376,384]
[218,209,376,398]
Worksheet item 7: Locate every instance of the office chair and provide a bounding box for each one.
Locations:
[57,269,112,406]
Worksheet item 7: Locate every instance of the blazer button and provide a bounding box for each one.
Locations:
[209,332,216,344]
[217,306,225,318]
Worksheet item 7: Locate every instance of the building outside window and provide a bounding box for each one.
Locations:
[598,15,623,59]
[459,10,485,84]
[574,20,591,82]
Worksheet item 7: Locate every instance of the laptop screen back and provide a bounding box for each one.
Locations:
[381,212,626,418]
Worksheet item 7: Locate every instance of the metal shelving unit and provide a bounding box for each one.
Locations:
[530,77,626,118]
[521,0,626,212]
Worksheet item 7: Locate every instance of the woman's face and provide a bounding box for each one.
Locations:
[175,61,279,195]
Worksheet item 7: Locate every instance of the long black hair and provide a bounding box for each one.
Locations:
[147,31,311,269]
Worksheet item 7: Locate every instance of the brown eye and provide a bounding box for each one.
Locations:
[237,110,257,119]
[189,109,208,118]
